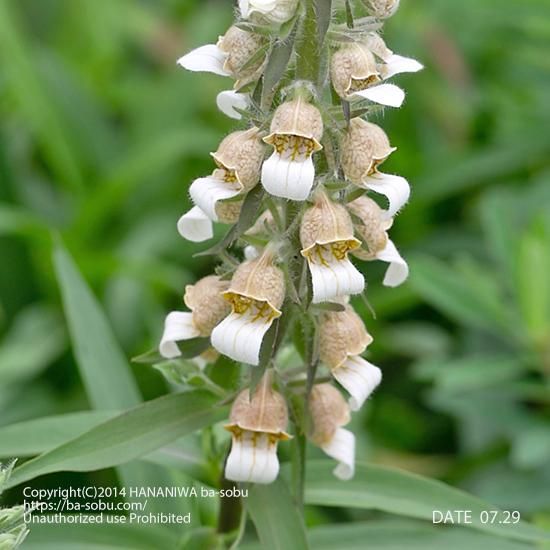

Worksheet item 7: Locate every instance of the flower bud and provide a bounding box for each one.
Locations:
[225,374,290,484]
[309,384,355,480]
[348,195,391,260]
[218,26,267,87]
[331,43,381,100]
[319,305,373,369]
[211,251,285,365]
[239,0,299,24]
[341,118,396,184]
[262,97,323,200]
[362,0,400,19]
[300,192,364,303]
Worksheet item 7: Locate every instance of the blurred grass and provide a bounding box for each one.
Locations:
[0,0,550,532]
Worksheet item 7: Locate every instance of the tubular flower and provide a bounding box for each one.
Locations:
[211,250,285,365]
[348,195,409,287]
[159,275,230,359]
[319,305,381,411]
[261,97,323,200]
[225,374,290,483]
[178,128,264,242]
[300,192,365,303]
[177,26,267,89]
[309,384,355,480]
[363,33,423,80]
[362,0,400,19]
[239,0,299,24]
[331,42,405,107]
[341,118,410,217]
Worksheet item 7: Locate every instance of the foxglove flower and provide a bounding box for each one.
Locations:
[178,127,264,242]
[178,26,267,89]
[341,117,410,217]
[331,43,405,107]
[159,275,230,359]
[300,192,364,302]
[348,195,409,287]
[319,305,382,410]
[225,374,290,483]
[239,0,299,24]
[309,384,355,479]
[211,250,285,365]
[262,97,323,200]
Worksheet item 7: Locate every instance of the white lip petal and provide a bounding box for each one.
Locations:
[225,431,279,484]
[211,311,274,366]
[381,54,424,80]
[321,428,355,481]
[261,152,315,201]
[216,90,251,119]
[352,83,405,108]
[177,206,214,242]
[333,355,382,411]
[159,312,200,359]
[177,44,229,76]
[376,239,409,287]
[362,172,410,218]
[309,257,365,304]
[244,245,261,260]
[239,0,251,17]
[189,176,241,221]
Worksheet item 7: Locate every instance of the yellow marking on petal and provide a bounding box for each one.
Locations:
[348,75,382,93]
[272,134,317,160]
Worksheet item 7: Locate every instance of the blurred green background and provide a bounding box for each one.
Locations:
[1,0,550,543]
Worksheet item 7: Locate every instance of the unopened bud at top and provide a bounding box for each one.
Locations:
[331,43,381,100]
[218,26,267,87]
[239,0,299,24]
[213,127,265,191]
[319,305,373,369]
[362,0,400,19]
[341,118,396,184]
[184,275,231,336]
[348,196,393,260]
[309,384,350,446]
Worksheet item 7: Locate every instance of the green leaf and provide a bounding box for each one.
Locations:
[303,461,550,543]
[315,0,333,46]
[246,478,309,550]
[0,1,83,191]
[0,411,118,457]
[0,305,66,385]
[53,244,141,409]
[5,391,227,489]
[261,28,297,109]
[409,255,512,335]
[304,520,533,550]
[516,226,550,343]
[23,522,177,550]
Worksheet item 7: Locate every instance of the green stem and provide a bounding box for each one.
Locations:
[216,476,243,537]
[295,0,321,83]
